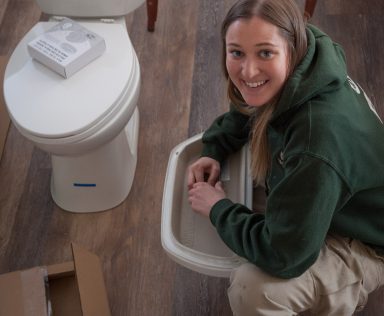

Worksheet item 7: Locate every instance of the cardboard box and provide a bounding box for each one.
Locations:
[28,18,106,78]
[0,243,111,316]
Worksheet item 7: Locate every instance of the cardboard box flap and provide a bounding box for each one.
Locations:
[47,261,75,278]
[0,267,48,316]
[71,243,111,316]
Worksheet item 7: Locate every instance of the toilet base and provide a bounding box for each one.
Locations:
[50,108,139,213]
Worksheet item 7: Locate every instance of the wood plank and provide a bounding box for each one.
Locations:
[0,0,41,55]
[188,0,234,136]
[174,1,236,315]
[120,2,198,313]
[0,55,10,162]
[0,0,8,25]
[323,0,384,15]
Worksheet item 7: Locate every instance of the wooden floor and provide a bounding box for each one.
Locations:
[0,0,384,315]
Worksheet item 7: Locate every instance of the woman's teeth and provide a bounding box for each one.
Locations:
[245,80,267,88]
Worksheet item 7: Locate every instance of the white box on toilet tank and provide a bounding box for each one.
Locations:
[27,18,106,78]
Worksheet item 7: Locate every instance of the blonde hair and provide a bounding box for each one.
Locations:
[221,0,308,184]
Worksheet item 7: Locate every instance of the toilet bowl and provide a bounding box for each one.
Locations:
[3,0,145,212]
[161,133,253,277]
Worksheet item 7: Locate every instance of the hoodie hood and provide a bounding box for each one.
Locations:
[271,25,348,124]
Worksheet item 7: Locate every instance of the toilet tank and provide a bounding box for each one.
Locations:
[35,0,146,17]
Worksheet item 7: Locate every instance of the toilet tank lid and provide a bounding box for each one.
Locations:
[35,0,146,17]
[4,21,138,138]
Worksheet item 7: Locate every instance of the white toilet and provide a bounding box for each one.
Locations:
[3,0,145,212]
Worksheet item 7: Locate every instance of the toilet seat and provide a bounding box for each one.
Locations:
[4,20,138,146]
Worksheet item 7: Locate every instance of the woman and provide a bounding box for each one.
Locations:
[187,0,384,315]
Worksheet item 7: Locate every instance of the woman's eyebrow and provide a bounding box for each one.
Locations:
[254,42,279,47]
[226,42,279,47]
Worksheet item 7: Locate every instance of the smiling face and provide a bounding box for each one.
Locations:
[225,16,289,108]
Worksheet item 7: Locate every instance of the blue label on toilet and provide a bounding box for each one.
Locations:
[73,183,96,187]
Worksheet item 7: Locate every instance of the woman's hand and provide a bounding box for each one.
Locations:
[187,157,221,189]
[188,181,226,217]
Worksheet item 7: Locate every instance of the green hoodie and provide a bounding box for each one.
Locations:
[201,25,384,278]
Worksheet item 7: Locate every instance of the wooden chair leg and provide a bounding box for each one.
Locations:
[304,0,317,20]
[147,0,158,32]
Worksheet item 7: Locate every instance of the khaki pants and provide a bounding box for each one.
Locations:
[228,235,384,316]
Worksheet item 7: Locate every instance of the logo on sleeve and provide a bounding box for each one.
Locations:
[347,76,382,123]
[347,76,360,94]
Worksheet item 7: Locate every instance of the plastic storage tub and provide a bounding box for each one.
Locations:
[161,133,253,277]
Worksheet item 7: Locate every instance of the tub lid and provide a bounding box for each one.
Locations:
[161,134,253,278]
[4,21,137,138]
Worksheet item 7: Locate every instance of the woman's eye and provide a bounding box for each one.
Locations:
[229,50,243,58]
[259,50,273,59]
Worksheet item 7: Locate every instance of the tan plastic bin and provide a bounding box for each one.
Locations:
[161,133,253,277]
